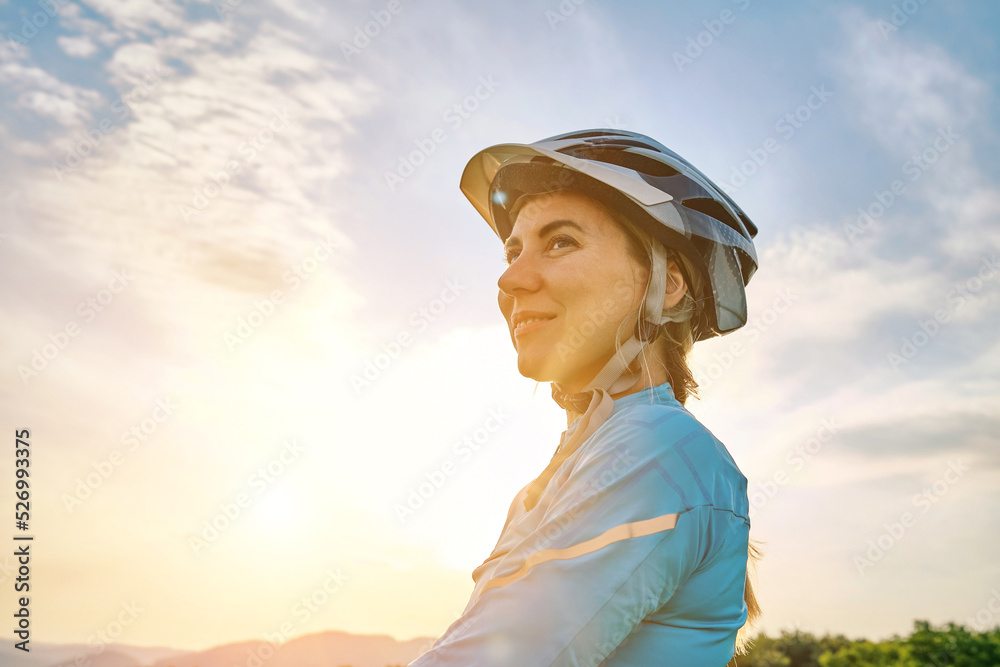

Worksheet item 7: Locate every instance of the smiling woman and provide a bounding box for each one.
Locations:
[497,189,696,411]
[409,129,762,667]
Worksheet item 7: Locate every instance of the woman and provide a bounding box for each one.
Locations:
[409,129,761,666]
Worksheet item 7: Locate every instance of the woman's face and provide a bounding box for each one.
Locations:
[497,190,653,394]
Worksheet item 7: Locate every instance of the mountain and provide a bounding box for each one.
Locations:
[0,641,188,667]
[0,631,436,667]
[149,631,435,667]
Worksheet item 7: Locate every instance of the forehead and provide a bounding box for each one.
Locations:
[507,190,615,239]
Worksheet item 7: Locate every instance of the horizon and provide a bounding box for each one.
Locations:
[2,615,996,654]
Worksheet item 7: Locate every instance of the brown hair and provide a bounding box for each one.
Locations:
[511,188,763,656]
[608,206,702,405]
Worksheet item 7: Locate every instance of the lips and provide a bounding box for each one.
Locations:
[512,313,556,337]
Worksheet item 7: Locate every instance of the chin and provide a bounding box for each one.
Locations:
[516,351,559,383]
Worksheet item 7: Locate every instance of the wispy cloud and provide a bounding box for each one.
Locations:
[56,33,98,57]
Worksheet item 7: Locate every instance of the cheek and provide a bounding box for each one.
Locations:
[567,292,624,339]
[497,292,513,320]
[558,252,644,342]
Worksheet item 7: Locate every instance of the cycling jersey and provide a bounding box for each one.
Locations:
[408,380,751,666]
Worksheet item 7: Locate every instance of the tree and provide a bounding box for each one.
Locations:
[819,638,917,667]
[905,620,1000,667]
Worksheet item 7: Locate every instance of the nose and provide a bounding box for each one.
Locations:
[497,250,542,300]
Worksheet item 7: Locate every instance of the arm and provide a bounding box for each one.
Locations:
[410,410,739,666]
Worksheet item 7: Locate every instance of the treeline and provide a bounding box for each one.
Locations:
[735,620,1000,666]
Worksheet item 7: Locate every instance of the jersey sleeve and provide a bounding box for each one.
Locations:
[408,407,744,667]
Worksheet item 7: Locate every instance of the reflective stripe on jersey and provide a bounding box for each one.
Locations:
[476,513,680,597]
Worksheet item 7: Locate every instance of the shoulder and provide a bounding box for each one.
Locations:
[580,398,749,518]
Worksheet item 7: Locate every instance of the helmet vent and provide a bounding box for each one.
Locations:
[570,146,680,178]
[682,198,747,237]
[558,130,631,140]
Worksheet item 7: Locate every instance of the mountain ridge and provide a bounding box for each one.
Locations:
[0,629,437,667]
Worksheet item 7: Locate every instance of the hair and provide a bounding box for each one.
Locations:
[511,187,763,656]
[605,206,703,405]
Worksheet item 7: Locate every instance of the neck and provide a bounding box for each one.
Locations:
[562,347,669,427]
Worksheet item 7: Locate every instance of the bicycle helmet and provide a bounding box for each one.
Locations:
[461,128,758,342]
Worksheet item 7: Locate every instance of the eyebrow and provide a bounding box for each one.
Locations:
[504,219,585,252]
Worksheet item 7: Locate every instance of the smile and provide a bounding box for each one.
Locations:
[513,316,554,337]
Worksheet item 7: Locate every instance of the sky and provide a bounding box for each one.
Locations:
[0,0,999,654]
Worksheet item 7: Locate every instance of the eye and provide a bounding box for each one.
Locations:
[549,234,577,251]
[503,235,577,266]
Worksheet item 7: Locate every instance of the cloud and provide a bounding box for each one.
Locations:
[834,410,1000,468]
[270,0,330,24]
[833,5,998,259]
[72,0,186,37]
[16,88,83,124]
[825,8,1000,317]
[0,58,102,127]
[834,6,988,158]
[690,8,1000,489]
[56,2,122,47]
[57,34,98,58]
[7,17,378,297]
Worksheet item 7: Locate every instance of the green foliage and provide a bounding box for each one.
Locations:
[738,629,851,667]
[819,639,916,667]
[905,620,1000,666]
[735,621,1000,667]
